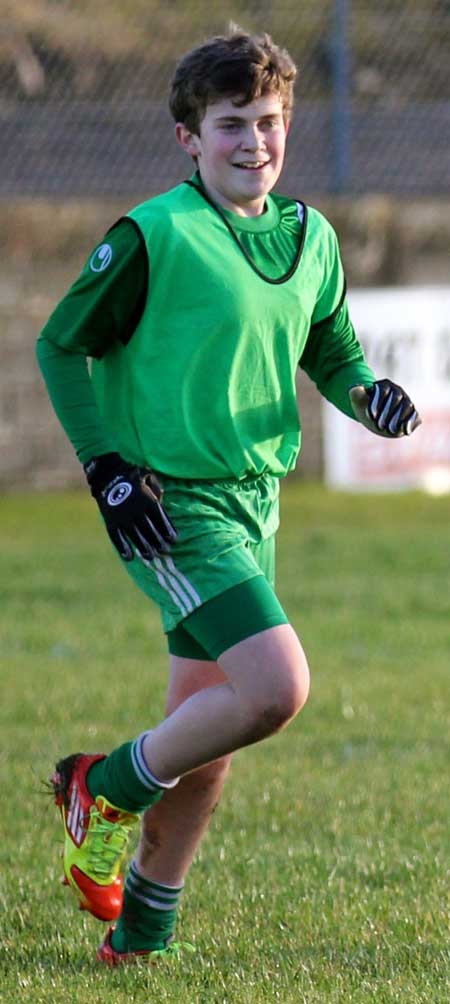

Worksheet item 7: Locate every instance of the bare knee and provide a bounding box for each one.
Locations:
[244,653,310,742]
[280,652,310,719]
[219,624,310,745]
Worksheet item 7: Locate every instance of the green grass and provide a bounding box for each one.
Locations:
[1,482,449,1003]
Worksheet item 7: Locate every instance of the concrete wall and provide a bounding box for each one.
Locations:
[1,195,449,490]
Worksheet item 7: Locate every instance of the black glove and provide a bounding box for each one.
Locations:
[84,452,177,562]
[349,379,421,437]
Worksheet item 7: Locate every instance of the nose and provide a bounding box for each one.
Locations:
[240,125,264,151]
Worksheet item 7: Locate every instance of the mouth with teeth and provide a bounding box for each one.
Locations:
[232,161,270,170]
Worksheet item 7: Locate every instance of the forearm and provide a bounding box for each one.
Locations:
[36,335,115,462]
[300,302,375,419]
[319,358,375,418]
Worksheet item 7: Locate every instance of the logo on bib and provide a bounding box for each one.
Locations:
[90,243,113,272]
[107,482,132,506]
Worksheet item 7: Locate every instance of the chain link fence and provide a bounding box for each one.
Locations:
[1,1,449,489]
[1,0,449,198]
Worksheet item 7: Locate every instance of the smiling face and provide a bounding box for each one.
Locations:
[175,93,288,217]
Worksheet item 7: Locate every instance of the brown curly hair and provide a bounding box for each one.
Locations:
[169,24,297,134]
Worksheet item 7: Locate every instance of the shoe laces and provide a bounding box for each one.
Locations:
[85,807,135,877]
[148,941,196,960]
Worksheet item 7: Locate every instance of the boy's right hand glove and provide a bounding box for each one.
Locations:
[84,452,177,562]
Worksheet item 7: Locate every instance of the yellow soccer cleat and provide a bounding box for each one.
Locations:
[50,753,138,922]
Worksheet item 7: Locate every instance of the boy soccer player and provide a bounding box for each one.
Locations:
[37,26,420,965]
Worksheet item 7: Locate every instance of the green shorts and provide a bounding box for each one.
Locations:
[119,472,289,658]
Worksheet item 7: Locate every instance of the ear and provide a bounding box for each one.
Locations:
[175,122,202,158]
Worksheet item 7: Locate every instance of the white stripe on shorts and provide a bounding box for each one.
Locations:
[142,557,192,616]
[153,557,195,615]
[152,556,201,616]
[161,556,202,606]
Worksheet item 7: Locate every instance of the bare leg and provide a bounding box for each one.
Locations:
[135,656,232,885]
[143,624,310,781]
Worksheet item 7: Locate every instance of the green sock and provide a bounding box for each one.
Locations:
[111,860,184,952]
[86,731,178,813]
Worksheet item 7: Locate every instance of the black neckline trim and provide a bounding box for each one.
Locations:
[184,177,307,285]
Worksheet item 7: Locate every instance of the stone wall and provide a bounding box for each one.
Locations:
[1,195,449,490]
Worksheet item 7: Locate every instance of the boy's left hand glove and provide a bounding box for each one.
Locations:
[349,379,422,437]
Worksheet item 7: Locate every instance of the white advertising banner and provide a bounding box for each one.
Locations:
[323,286,450,491]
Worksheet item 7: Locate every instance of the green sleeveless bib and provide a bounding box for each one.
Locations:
[91,181,344,479]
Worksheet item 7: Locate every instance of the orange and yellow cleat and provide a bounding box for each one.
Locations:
[50,753,138,922]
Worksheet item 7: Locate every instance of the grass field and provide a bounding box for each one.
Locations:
[1,482,449,1004]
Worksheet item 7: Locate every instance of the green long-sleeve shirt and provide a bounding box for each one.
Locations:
[37,184,374,474]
